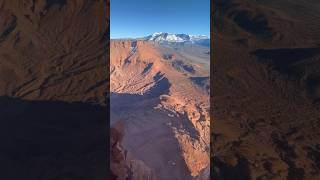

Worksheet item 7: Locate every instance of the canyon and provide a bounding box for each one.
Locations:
[110,40,210,179]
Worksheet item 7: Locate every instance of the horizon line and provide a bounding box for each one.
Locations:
[110,32,210,40]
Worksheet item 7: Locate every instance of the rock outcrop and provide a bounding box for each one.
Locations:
[110,122,156,180]
[111,40,210,179]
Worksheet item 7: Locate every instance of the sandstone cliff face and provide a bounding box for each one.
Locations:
[110,40,210,179]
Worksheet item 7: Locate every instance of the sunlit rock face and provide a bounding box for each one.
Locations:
[110,40,210,179]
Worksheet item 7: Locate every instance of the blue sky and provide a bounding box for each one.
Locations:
[110,0,210,38]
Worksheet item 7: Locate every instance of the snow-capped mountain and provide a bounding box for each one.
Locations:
[144,32,210,46]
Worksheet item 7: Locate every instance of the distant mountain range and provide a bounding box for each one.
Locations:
[143,32,210,46]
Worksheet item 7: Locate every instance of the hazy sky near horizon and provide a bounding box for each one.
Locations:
[110,0,210,38]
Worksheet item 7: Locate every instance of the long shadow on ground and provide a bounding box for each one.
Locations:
[0,96,107,180]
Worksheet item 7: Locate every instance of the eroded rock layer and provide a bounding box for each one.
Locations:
[0,0,108,179]
[110,40,210,179]
[212,0,320,179]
